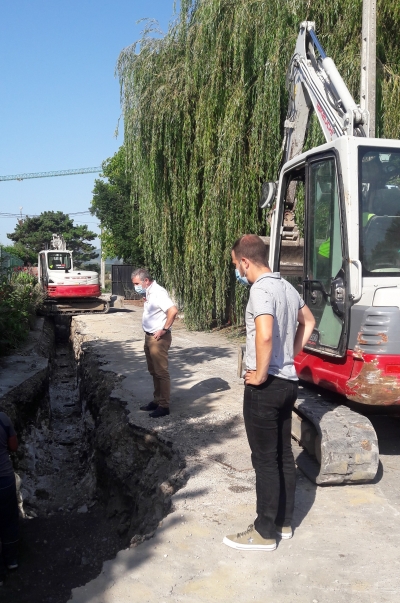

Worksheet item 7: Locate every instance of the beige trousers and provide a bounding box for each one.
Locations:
[144,331,172,408]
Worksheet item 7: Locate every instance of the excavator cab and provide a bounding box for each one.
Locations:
[270,137,400,407]
[47,252,72,272]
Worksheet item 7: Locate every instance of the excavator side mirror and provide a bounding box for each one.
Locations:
[259,182,277,209]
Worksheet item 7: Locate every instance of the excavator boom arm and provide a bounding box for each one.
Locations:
[282,21,368,168]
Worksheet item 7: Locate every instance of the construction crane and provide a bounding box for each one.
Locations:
[0,166,102,182]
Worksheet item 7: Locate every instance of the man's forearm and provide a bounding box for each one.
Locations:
[293,324,306,357]
[294,322,314,357]
[163,306,178,330]
[245,314,274,386]
[294,304,316,357]
[255,334,273,383]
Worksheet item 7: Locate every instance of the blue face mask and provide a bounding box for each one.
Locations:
[134,284,146,295]
[235,268,249,286]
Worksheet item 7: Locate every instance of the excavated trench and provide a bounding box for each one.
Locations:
[1,317,186,603]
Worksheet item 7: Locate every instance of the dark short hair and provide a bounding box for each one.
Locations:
[232,234,269,267]
[131,268,153,281]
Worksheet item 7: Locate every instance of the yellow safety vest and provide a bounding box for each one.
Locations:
[363,212,375,227]
[318,213,375,258]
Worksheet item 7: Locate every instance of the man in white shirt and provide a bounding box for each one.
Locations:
[131,269,178,418]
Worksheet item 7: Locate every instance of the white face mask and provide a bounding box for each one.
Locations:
[235,268,249,286]
[235,261,249,286]
[134,283,146,295]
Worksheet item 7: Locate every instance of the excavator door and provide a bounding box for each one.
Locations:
[273,151,349,358]
[303,153,349,357]
[38,252,48,287]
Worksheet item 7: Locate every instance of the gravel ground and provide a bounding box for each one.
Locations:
[3,307,400,602]
[67,308,400,603]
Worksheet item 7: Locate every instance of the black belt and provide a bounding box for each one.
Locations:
[145,330,170,336]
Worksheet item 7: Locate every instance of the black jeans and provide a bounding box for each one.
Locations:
[243,375,298,539]
[0,474,19,576]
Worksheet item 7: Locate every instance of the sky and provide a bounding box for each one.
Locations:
[0,1,178,248]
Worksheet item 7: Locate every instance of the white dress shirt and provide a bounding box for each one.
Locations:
[142,281,175,333]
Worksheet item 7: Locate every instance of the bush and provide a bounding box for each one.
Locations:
[0,270,45,355]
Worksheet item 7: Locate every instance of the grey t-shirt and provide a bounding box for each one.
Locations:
[245,272,305,381]
[0,412,16,478]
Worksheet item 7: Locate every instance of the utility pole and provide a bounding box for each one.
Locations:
[100,228,105,290]
[101,255,105,290]
[360,0,376,137]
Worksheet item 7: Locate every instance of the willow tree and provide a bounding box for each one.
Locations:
[91,146,144,264]
[118,0,400,329]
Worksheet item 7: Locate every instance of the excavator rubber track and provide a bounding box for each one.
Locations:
[292,387,379,485]
[238,345,379,485]
[41,298,110,315]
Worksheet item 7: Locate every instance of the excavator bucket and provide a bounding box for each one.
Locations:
[259,236,304,277]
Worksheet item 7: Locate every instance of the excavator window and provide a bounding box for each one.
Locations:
[359,149,400,275]
[47,253,72,271]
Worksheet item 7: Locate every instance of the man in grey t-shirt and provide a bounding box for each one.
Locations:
[223,235,315,551]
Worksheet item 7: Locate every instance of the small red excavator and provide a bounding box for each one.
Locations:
[241,21,400,485]
[264,22,400,411]
[38,234,109,314]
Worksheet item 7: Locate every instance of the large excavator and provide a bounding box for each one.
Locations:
[256,22,400,484]
[38,234,109,314]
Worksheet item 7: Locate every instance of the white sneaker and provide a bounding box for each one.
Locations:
[276,525,293,539]
[223,524,276,551]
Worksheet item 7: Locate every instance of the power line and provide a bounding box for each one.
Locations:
[0,166,102,182]
[0,211,93,218]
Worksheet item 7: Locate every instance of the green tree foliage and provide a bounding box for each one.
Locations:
[0,245,24,266]
[117,0,400,329]
[7,211,97,268]
[2,241,37,266]
[0,271,45,355]
[90,146,144,264]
